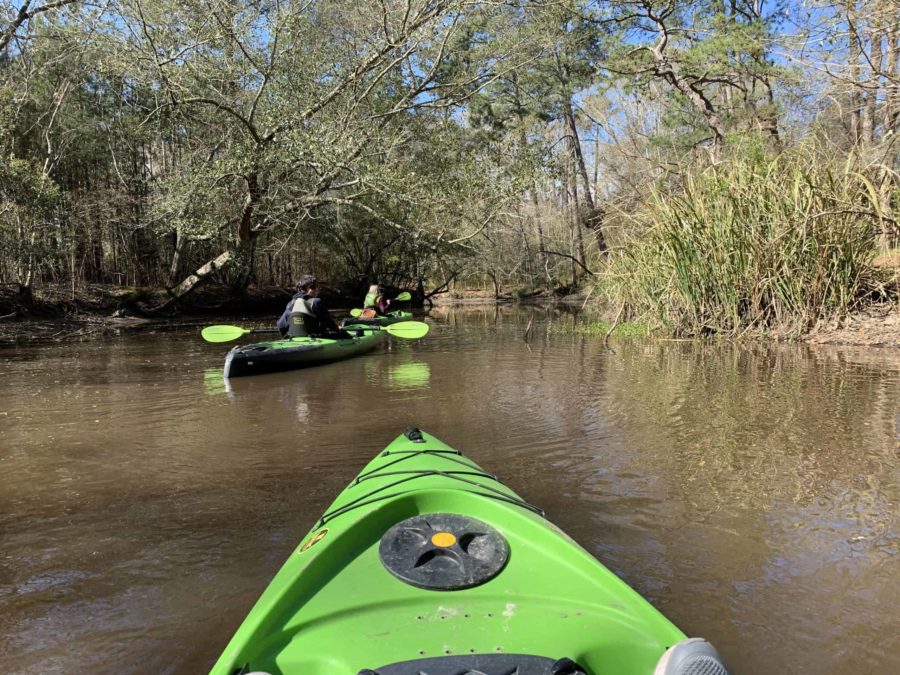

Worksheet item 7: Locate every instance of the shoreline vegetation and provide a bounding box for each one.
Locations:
[2,2,899,346]
[1,283,897,348]
[603,153,900,337]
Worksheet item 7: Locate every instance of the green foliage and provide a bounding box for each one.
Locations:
[0,157,61,212]
[0,88,14,153]
[0,154,64,280]
[0,0,894,339]
[600,0,790,154]
[605,148,885,336]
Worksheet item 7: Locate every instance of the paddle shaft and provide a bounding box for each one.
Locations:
[203,320,428,343]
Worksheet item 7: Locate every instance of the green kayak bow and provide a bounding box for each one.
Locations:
[210,429,729,675]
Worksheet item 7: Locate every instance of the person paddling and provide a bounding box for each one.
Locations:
[363,283,392,316]
[278,275,353,339]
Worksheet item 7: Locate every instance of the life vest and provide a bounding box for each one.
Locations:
[364,291,389,315]
[287,296,317,337]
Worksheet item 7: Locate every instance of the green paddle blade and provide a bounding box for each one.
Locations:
[349,308,363,317]
[201,325,251,343]
[383,320,429,339]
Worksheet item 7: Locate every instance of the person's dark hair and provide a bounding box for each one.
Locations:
[296,275,318,292]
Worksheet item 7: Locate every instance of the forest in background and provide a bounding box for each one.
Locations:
[1,0,898,334]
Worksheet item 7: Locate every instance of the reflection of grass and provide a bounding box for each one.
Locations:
[596,340,899,589]
[580,322,650,338]
[554,321,650,339]
[607,341,898,514]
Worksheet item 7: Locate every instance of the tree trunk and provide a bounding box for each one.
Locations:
[167,227,187,287]
[230,236,257,292]
[568,159,587,272]
[144,250,235,314]
[170,250,234,298]
[878,174,895,249]
[16,283,34,307]
[848,2,862,146]
[517,121,550,274]
[883,13,899,138]
[529,188,547,261]
[862,25,882,146]
[563,99,595,212]
[486,269,500,298]
[230,171,264,291]
[563,98,607,253]
[528,189,552,285]
[562,172,578,285]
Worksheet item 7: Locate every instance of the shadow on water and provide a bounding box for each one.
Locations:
[0,308,897,674]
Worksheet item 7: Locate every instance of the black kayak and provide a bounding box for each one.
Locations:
[223,331,386,378]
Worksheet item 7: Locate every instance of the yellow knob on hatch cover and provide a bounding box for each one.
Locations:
[431,532,457,547]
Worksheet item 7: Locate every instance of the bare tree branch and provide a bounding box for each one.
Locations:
[0,0,79,53]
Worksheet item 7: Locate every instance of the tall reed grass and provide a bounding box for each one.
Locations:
[605,152,888,336]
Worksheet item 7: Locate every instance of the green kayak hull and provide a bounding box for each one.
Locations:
[344,310,413,327]
[209,430,721,674]
[223,330,386,378]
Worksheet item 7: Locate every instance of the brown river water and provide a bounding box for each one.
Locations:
[1,306,898,674]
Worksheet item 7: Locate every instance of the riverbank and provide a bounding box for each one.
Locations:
[805,252,900,347]
[571,302,900,348]
[0,283,293,318]
[0,284,292,345]
[805,302,900,348]
[2,283,897,348]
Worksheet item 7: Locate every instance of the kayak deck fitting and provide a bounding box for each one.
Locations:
[210,429,729,675]
[223,330,386,378]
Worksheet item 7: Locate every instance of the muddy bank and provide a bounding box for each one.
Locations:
[0,283,293,319]
[438,291,899,350]
[0,284,293,345]
[430,287,590,308]
[805,302,900,348]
